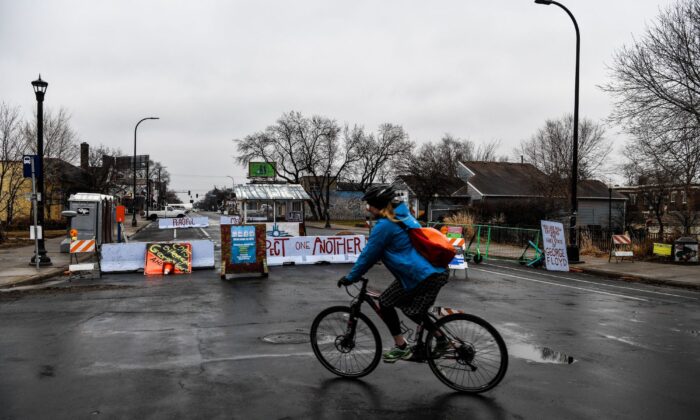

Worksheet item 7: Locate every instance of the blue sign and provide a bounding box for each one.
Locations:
[231,225,257,264]
[22,155,41,178]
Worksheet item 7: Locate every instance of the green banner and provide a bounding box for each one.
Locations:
[249,162,276,178]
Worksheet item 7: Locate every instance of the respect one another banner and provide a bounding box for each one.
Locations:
[266,235,366,265]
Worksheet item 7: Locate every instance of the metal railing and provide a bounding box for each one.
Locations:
[428,222,541,261]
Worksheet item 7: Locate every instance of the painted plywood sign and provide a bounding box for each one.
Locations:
[266,235,366,265]
[144,243,192,275]
[540,220,569,272]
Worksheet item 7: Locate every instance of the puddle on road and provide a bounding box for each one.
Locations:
[508,343,576,364]
[500,323,576,365]
[261,328,310,344]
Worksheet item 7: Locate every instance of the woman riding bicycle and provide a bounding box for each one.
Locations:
[339,185,449,362]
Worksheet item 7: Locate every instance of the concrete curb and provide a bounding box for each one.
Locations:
[577,266,700,291]
[2,221,153,289]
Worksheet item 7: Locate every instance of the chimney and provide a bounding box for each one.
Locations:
[80,142,89,169]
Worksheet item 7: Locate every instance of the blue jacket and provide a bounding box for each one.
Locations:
[346,202,446,290]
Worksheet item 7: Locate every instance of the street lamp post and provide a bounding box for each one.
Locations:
[226,176,235,214]
[132,117,159,227]
[535,0,581,263]
[30,75,51,266]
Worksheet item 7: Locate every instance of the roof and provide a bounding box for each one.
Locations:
[394,175,466,197]
[336,182,364,192]
[578,180,627,200]
[234,184,311,201]
[69,193,114,202]
[462,162,546,196]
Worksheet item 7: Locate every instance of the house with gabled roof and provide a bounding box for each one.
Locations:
[456,161,626,228]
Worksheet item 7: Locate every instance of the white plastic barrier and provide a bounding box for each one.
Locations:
[101,240,215,272]
[190,240,215,268]
[266,235,366,266]
[101,243,146,272]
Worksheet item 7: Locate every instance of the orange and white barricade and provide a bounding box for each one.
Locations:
[69,237,101,278]
[447,237,468,278]
[609,234,634,263]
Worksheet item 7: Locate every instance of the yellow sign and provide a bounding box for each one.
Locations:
[653,243,672,256]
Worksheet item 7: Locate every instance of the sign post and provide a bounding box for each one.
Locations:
[24,155,40,270]
[540,220,569,272]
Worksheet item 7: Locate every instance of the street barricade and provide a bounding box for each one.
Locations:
[101,240,215,273]
[609,234,634,263]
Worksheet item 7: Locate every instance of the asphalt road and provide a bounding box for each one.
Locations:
[1,212,699,419]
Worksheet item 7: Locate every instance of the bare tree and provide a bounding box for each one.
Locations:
[345,123,413,190]
[516,114,611,201]
[0,103,29,237]
[235,111,310,184]
[396,135,491,212]
[603,0,700,148]
[22,107,79,163]
[235,111,362,226]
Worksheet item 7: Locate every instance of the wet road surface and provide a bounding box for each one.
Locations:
[1,214,699,419]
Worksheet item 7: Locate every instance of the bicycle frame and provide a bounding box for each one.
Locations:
[346,278,455,357]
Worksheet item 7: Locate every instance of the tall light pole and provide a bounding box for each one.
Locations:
[132,117,159,227]
[535,0,580,263]
[30,75,51,266]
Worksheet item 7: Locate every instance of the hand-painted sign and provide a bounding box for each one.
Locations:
[540,220,569,271]
[653,243,672,256]
[77,207,90,215]
[220,224,268,277]
[266,235,366,265]
[159,217,209,229]
[144,242,192,275]
[446,226,463,239]
[232,225,257,264]
[266,222,300,237]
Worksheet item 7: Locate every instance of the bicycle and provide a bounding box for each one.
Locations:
[309,277,508,393]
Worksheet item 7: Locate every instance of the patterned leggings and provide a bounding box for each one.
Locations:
[378,272,449,336]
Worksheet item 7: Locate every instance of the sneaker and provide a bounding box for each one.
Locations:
[382,344,412,363]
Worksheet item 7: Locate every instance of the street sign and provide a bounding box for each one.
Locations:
[22,155,41,178]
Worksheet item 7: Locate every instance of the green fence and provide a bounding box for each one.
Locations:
[429,223,541,262]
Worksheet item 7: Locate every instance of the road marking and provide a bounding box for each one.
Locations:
[473,267,649,302]
[483,263,699,301]
[199,227,211,239]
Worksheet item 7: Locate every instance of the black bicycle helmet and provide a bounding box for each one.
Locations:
[363,184,397,208]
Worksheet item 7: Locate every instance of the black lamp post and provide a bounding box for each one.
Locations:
[30,75,51,266]
[132,117,159,227]
[535,0,581,263]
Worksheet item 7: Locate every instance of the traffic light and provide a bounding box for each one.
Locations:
[188,190,191,195]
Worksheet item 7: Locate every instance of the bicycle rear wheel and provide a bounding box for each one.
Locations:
[310,306,381,378]
[426,313,508,393]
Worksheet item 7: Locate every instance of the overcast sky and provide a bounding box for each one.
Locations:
[0,0,677,201]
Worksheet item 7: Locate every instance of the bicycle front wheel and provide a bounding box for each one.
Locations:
[310,306,382,378]
[427,313,508,393]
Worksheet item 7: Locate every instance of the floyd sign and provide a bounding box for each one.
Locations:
[540,220,569,272]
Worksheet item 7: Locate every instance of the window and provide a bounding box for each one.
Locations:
[629,193,636,205]
[292,201,302,212]
[670,192,676,203]
[682,191,687,204]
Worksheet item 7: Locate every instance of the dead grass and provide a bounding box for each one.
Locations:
[442,212,476,238]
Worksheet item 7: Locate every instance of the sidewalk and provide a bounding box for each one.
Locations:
[0,220,151,289]
[575,256,700,290]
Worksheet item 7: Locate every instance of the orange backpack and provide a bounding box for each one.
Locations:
[400,224,456,268]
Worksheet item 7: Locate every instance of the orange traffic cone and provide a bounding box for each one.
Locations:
[163,262,174,275]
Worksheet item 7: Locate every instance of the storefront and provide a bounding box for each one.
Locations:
[233,183,311,229]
